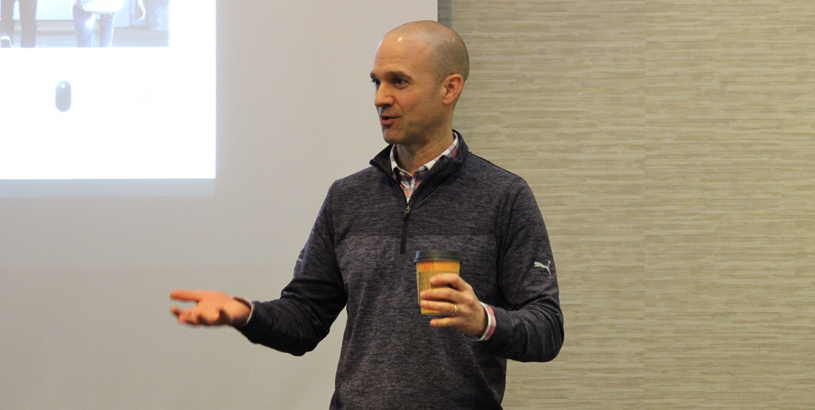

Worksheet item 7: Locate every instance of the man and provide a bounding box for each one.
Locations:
[0,0,37,48]
[171,20,563,409]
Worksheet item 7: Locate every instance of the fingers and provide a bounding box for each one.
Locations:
[429,316,458,329]
[420,286,467,306]
[422,274,471,303]
[169,289,203,302]
[420,274,486,337]
[429,273,467,290]
[172,304,226,326]
[170,305,183,317]
[170,289,217,326]
[423,300,473,328]
[169,290,250,327]
[424,301,487,338]
[420,300,460,317]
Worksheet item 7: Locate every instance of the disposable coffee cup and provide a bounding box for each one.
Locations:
[414,250,461,315]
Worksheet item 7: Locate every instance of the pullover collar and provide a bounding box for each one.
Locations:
[370,130,470,184]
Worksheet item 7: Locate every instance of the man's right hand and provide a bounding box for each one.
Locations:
[170,289,252,327]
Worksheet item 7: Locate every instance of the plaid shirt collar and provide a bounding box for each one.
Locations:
[390,132,460,201]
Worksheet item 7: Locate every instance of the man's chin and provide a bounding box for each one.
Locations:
[381,129,402,146]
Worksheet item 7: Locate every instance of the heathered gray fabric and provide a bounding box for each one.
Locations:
[239,135,563,410]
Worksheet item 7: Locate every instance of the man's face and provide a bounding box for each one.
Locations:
[370,35,446,147]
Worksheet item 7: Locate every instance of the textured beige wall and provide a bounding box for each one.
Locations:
[442,1,815,409]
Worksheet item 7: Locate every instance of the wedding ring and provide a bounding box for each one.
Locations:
[452,304,458,317]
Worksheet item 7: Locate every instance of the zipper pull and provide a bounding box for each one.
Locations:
[403,205,411,218]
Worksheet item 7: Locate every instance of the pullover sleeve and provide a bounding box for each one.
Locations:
[238,187,347,356]
[481,178,564,362]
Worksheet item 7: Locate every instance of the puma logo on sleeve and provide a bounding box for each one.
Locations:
[534,261,552,275]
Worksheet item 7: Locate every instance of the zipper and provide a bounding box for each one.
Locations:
[400,204,411,254]
[370,155,451,256]
[395,160,446,255]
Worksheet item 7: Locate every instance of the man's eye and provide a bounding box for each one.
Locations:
[371,79,380,87]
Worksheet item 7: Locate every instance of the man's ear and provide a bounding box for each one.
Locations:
[441,74,465,106]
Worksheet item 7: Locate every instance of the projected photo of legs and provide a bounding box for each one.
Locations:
[0,0,169,48]
[1,0,38,47]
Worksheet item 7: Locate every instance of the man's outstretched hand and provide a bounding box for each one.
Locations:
[170,289,251,327]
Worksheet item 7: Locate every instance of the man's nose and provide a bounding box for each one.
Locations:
[374,84,393,108]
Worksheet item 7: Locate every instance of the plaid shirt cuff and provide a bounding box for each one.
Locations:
[472,302,496,341]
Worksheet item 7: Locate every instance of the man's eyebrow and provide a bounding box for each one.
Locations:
[370,70,413,81]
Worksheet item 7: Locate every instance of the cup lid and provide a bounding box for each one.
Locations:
[413,250,461,263]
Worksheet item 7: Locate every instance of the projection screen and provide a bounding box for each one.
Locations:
[0,1,437,409]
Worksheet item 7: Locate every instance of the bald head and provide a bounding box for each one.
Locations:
[384,21,469,84]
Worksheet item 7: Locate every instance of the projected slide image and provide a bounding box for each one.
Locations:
[0,0,169,48]
[0,0,214,184]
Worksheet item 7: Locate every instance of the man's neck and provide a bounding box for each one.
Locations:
[395,131,455,175]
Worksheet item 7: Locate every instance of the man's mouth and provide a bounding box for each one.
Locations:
[380,115,398,126]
